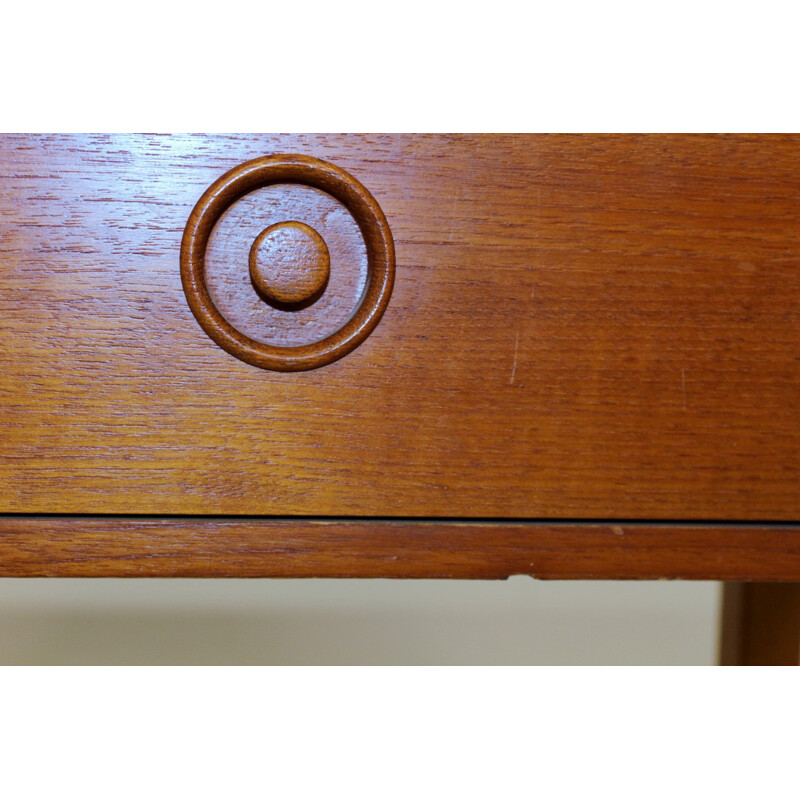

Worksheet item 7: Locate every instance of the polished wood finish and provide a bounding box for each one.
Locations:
[2,518,800,579]
[181,153,395,371]
[249,221,330,309]
[719,583,800,665]
[205,181,368,347]
[1,135,799,527]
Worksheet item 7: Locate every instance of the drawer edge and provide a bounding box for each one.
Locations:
[1,517,800,580]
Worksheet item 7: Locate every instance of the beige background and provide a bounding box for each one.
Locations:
[0,579,718,665]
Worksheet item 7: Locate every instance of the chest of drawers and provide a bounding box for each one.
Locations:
[1,134,799,661]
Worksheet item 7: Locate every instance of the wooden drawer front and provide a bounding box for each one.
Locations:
[1,134,799,519]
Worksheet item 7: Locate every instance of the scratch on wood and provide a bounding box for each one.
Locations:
[510,332,519,385]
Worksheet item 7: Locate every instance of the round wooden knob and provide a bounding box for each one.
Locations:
[180,154,395,372]
[249,221,330,309]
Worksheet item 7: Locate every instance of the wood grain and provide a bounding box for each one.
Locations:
[1,134,800,519]
[181,153,394,371]
[249,221,330,309]
[2,517,800,578]
[206,183,367,345]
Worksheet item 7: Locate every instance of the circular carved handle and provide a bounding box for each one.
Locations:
[180,154,395,371]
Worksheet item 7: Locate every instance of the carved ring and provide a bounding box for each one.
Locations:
[180,154,395,371]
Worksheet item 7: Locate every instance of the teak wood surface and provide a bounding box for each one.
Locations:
[1,134,799,583]
[0,518,799,580]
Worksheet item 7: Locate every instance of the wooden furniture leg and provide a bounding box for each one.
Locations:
[719,583,800,665]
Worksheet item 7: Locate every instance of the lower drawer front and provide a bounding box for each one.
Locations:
[1,134,799,519]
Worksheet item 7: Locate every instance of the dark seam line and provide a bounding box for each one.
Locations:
[0,513,799,528]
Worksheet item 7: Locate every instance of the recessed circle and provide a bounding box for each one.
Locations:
[249,221,330,309]
[180,154,395,372]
